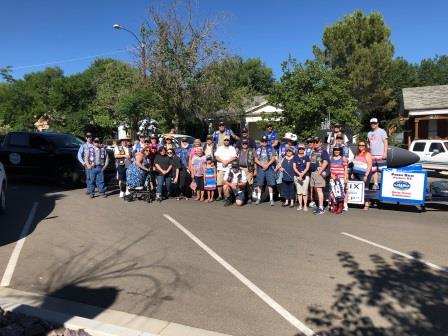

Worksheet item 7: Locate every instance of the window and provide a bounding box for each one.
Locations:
[412,142,426,152]
[429,142,445,153]
[8,133,30,147]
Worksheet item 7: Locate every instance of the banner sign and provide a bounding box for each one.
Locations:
[380,169,427,205]
[347,181,365,204]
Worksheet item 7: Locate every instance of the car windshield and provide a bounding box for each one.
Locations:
[45,134,84,149]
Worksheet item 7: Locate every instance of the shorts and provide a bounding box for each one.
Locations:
[241,168,254,185]
[371,156,387,173]
[232,189,245,202]
[116,165,127,182]
[294,175,310,195]
[194,176,204,191]
[310,171,326,188]
[217,170,226,186]
[256,167,276,187]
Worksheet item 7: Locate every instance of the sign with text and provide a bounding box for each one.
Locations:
[347,181,365,204]
[380,169,427,205]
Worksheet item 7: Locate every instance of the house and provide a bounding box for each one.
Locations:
[214,96,284,139]
[403,85,448,146]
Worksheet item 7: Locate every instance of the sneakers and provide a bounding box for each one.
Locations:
[224,198,232,207]
[314,207,325,215]
[89,193,95,199]
[119,191,124,198]
[309,201,316,208]
[343,204,348,211]
[125,190,131,196]
[296,206,303,211]
[101,193,107,198]
[216,196,223,201]
[255,199,261,205]
[372,184,380,190]
[270,200,275,206]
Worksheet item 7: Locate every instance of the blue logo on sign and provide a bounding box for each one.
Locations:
[393,181,411,190]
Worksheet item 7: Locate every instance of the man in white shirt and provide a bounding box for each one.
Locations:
[223,161,247,206]
[214,135,237,200]
[368,117,388,189]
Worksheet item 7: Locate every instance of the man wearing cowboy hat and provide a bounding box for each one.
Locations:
[114,136,132,198]
[279,132,298,158]
[164,134,176,151]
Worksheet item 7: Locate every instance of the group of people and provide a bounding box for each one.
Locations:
[77,118,388,214]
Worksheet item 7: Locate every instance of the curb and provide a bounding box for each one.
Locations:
[0,287,232,336]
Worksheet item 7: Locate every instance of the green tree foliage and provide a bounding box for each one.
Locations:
[314,10,395,118]
[418,55,448,86]
[269,59,358,140]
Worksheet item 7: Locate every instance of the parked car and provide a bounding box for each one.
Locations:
[0,161,7,214]
[0,132,116,186]
[409,139,448,172]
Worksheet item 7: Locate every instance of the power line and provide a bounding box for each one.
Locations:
[8,49,135,71]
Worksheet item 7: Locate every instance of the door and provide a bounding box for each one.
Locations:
[427,141,448,164]
[410,141,427,162]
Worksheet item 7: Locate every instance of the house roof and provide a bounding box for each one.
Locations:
[403,85,448,111]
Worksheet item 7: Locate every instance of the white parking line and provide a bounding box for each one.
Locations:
[163,214,315,336]
[1,202,39,287]
[341,232,446,272]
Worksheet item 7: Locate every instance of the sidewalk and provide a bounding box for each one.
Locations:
[0,287,232,336]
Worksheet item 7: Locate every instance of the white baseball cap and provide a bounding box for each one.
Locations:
[370,118,378,123]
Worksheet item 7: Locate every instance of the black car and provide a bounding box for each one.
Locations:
[0,131,115,186]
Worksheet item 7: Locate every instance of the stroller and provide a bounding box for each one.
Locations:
[329,177,345,214]
[124,173,155,203]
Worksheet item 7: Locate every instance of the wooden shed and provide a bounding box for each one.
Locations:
[403,85,448,146]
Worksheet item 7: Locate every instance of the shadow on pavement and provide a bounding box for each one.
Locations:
[303,251,448,336]
[0,182,65,247]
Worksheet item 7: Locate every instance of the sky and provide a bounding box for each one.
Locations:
[1,0,447,80]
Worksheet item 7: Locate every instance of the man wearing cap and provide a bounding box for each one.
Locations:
[305,138,314,157]
[203,135,217,161]
[77,132,94,193]
[261,123,279,149]
[213,122,239,147]
[176,137,192,199]
[326,124,348,149]
[235,128,256,149]
[114,137,132,198]
[214,135,237,200]
[223,161,247,207]
[164,134,176,151]
[133,134,147,155]
[236,138,256,203]
[368,118,388,189]
[255,135,277,205]
[84,137,109,198]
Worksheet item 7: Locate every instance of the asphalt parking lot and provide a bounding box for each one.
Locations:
[1,182,447,336]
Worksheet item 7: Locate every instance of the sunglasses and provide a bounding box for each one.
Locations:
[223,139,230,141]
[358,144,366,147]
[167,151,173,154]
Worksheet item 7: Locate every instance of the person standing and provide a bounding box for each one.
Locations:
[189,147,206,201]
[84,137,109,198]
[164,135,176,151]
[204,156,217,202]
[77,132,94,194]
[277,147,296,208]
[114,137,132,198]
[294,144,310,211]
[309,138,329,215]
[214,135,237,200]
[235,128,256,149]
[176,138,192,199]
[126,146,151,191]
[154,147,172,202]
[203,135,217,161]
[326,123,349,149]
[236,139,256,203]
[254,135,277,206]
[368,118,388,190]
[329,145,349,211]
[213,121,239,146]
[351,141,373,210]
[223,162,247,207]
[261,123,279,149]
[167,148,180,198]
[133,134,147,155]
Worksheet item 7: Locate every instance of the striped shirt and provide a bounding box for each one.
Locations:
[329,156,347,179]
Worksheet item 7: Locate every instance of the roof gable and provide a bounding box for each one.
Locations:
[403,85,448,110]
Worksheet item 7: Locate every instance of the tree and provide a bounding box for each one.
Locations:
[314,10,395,119]
[269,59,358,140]
[418,55,448,86]
[141,0,226,131]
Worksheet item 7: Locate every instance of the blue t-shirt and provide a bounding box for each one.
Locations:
[295,154,310,175]
[281,156,296,181]
[309,149,329,172]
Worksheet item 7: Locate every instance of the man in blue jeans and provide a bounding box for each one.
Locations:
[255,136,277,206]
[77,132,94,194]
[84,137,109,198]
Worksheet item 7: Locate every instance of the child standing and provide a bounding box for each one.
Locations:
[204,156,217,202]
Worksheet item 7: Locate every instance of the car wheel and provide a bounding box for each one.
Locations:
[0,186,6,214]
[57,165,81,188]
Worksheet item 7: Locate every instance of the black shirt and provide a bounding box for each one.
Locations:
[154,154,172,174]
[170,156,181,177]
